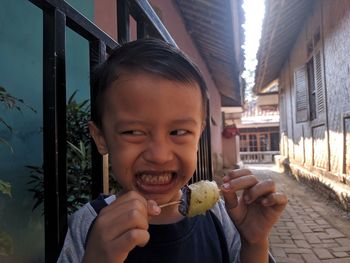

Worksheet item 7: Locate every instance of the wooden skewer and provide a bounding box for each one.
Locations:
[159,200,182,208]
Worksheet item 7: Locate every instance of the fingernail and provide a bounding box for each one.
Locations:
[222,183,231,189]
[244,195,250,203]
[153,204,161,214]
[223,175,230,182]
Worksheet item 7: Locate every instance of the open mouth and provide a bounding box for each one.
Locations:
[135,171,177,194]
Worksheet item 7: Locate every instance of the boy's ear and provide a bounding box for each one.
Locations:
[88,121,109,155]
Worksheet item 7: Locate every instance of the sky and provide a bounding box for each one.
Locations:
[241,0,265,101]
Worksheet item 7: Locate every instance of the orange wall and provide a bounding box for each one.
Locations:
[93,0,117,40]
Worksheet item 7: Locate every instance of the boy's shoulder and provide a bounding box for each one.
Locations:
[68,194,113,232]
[58,201,99,262]
[211,198,233,227]
[211,198,241,262]
[68,201,97,234]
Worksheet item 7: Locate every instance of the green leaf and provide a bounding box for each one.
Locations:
[0,137,14,153]
[0,180,11,197]
[67,141,84,159]
[0,228,13,256]
[79,141,86,158]
[68,90,78,104]
[0,117,13,132]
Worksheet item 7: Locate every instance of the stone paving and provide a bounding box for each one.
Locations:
[248,164,350,263]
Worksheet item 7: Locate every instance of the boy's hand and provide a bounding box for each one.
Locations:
[83,191,161,263]
[221,169,287,245]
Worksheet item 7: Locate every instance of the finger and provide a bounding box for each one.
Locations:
[221,174,258,192]
[260,192,288,211]
[102,191,147,215]
[223,168,252,182]
[99,197,148,224]
[243,179,276,204]
[118,229,150,248]
[94,198,149,241]
[95,205,150,242]
[112,229,150,261]
[147,200,161,216]
[221,188,239,209]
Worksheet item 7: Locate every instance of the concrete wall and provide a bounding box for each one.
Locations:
[278,0,350,210]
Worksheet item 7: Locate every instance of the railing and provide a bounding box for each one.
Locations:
[240,151,280,163]
[26,0,212,261]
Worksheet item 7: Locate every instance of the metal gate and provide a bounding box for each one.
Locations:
[27,0,213,261]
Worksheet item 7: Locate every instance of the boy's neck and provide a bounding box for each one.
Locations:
[149,205,185,225]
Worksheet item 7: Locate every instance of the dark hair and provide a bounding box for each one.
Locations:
[91,38,208,129]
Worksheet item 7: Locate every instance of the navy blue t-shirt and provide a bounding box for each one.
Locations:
[88,196,230,263]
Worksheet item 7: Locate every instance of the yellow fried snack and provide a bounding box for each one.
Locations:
[179,180,220,217]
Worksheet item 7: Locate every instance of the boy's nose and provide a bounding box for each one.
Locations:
[143,138,174,164]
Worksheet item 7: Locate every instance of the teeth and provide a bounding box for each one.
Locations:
[140,173,173,185]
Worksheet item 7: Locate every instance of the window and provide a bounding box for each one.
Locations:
[249,134,258,151]
[259,134,269,151]
[307,57,316,120]
[240,131,279,152]
[295,28,325,123]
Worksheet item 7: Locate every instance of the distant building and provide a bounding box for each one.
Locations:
[238,86,280,164]
[255,0,350,210]
[222,82,279,165]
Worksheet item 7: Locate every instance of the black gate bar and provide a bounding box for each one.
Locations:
[89,40,109,198]
[42,7,67,262]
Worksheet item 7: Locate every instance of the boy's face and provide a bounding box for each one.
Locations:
[90,72,204,204]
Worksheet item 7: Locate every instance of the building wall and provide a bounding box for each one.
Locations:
[256,93,278,106]
[93,0,117,41]
[322,0,350,175]
[278,0,350,209]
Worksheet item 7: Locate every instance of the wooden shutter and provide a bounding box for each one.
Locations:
[314,51,325,116]
[295,65,309,122]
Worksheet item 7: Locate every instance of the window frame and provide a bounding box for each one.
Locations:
[295,27,325,124]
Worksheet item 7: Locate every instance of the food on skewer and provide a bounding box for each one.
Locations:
[178,180,220,217]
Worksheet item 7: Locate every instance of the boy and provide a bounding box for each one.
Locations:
[58,39,287,263]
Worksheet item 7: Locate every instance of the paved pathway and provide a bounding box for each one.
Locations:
[247,164,350,263]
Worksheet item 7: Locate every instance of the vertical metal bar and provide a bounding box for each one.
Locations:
[206,100,213,181]
[203,130,209,179]
[200,137,205,180]
[117,0,130,43]
[43,8,67,262]
[89,39,107,198]
[197,140,202,182]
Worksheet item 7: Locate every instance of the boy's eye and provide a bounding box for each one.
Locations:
[120,130,145,136]
[170,129,189,136]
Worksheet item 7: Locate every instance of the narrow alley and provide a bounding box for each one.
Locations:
[248,164,350,263]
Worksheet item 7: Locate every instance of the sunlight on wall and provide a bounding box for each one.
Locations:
[281,129,349,175]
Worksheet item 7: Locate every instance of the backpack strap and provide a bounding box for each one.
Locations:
[209,210,230,263]
[209,211,276,263]
[84,194,110,249]
[90,194,110,214]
